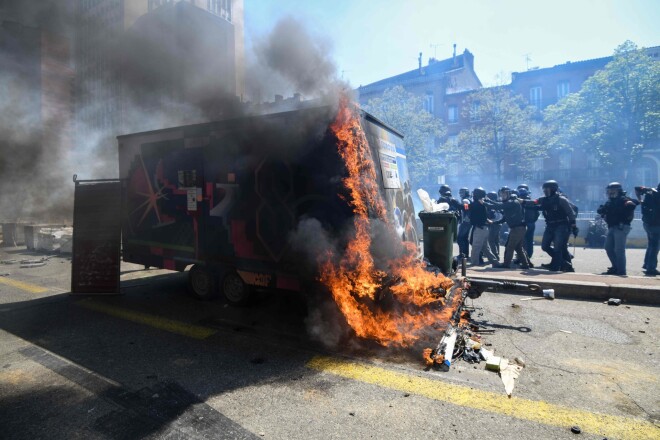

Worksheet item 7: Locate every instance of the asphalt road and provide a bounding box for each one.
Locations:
[0,247,658,440]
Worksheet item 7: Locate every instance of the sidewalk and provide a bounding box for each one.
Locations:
[452,244,659,305]
[465,266,659,305]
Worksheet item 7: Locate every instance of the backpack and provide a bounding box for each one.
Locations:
[523,205,540,223]
[642,192,660,226]
[504,200,525,227]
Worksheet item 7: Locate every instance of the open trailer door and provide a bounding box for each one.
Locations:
[71,176,122,294]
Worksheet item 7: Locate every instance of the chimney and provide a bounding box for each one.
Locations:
[418,52,422,73]
[463,49,474,71]
[452,44,457,66]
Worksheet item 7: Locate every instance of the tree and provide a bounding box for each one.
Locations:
[544,41,660,185]
[443,87,549,181]
[363,86,446,187]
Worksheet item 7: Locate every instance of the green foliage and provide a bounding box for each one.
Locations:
[443,87,549,180]
[544,41,660,183]
[363,86,446,187]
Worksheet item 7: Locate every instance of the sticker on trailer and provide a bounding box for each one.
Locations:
[187,188,197,211]
[378,138,401,189]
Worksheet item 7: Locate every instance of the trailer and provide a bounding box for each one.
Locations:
[72,106,420,302]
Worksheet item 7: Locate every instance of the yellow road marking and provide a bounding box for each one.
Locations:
[0,277,48,293]
[307,356,660,440]
[79,300,217,340]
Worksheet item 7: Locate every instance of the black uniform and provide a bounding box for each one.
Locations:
[524,193,576,271]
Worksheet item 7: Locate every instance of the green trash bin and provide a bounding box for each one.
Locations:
[419,211,458,275]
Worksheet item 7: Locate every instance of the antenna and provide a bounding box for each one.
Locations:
[524,53,532,70]
[430,43,442,58]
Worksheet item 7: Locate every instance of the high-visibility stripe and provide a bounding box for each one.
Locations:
[307,356,660,440]
[79,300,216,340]
[0,277,48,293]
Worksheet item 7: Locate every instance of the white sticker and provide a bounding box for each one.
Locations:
[187,188,197,211]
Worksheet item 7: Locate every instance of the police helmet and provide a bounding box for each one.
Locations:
[498,186,511,199]
[517,188,530,198]
[459,187,470,198]
[606,182,623,198]
[487,191,498,201]
[472,187,486,200]
[439,184,452,197]
[542,180,559,196]
[517,184,529,191]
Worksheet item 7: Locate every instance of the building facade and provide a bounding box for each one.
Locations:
[507,47,660,209]
[359,44,659,209]
[75,0,244,160]
[357,47,482,190]
[0,5,75,220]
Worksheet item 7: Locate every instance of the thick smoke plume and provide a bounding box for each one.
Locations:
[0,3,352,223]
[252,16,336,96]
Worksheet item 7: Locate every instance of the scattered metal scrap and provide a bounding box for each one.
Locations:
[423,260,554,396]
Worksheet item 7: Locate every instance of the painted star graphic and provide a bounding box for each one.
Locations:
[131,155,168,227]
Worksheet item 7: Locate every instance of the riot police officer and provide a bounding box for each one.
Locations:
[469,187,498,266]
[636,183,660,276]
[486,191,502,260]
[523,180,577,272]
[517,184,539,258]
[456,187,472,259]
[487,186,531,269]
[598,182,638,276]
[437,185,462,212]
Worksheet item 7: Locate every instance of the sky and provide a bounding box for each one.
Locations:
[245,0,660,89]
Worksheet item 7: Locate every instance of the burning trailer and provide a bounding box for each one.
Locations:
[72,97,549,375]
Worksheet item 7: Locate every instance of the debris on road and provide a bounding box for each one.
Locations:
[0,259,17,265]
[501,360,524,397]
[570,425,582,434]
[607,298,622,306]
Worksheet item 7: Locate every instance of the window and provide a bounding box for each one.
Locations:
[557,81,570,100]
[447,135,458,147]
[208,0,232,20]
[423,92,434,114]
[587,185,600,202]
[587,153,600,168]
[470,101,481,121]
[447,105,458,123]
[532,158,544,171]
[529,86,542,108]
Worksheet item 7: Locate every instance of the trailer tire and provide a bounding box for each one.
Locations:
[222,271,252,306]
[188,264,218,300]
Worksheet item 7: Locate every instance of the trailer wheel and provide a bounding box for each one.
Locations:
[222,271,252,306]
[188,264,218,300]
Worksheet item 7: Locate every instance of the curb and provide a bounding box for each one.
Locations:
[468,275,660,306]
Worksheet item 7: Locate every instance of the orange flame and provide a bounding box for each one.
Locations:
[318,96,458,347]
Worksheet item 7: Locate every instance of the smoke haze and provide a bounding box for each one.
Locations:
[0,2,346,223]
